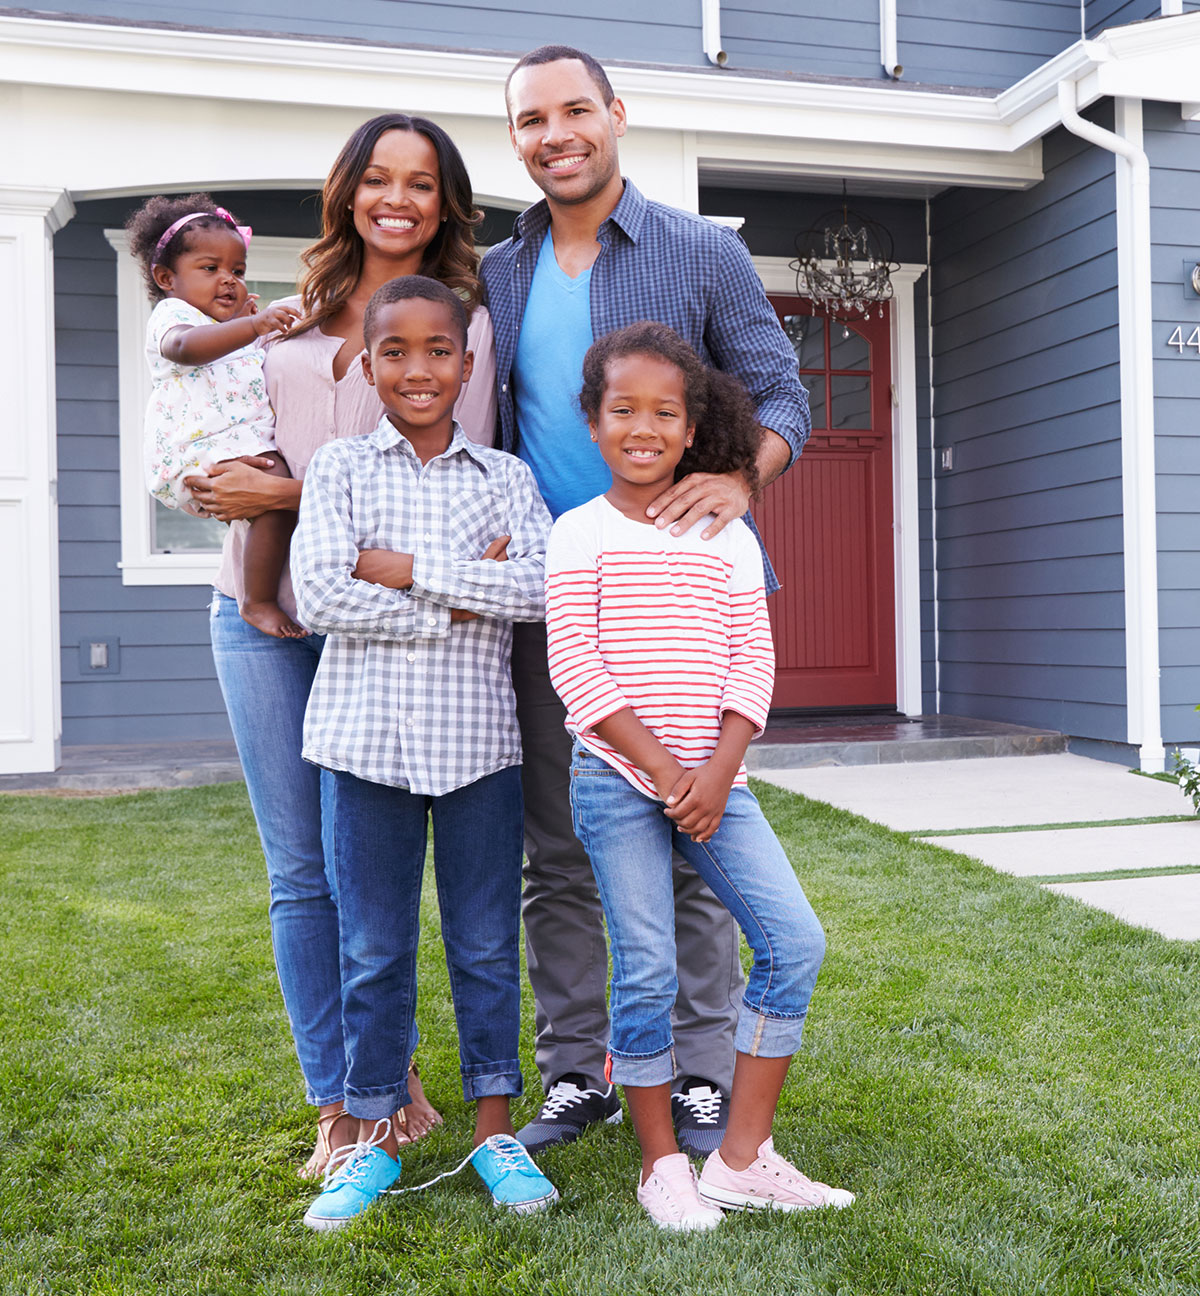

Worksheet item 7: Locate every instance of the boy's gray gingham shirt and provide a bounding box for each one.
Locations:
[292,418,551,796]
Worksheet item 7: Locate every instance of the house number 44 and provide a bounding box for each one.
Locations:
[1167,325,1200,353]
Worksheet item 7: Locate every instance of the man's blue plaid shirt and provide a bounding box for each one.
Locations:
[479,179,810,593]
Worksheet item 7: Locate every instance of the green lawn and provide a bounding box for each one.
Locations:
[2,780,1198,1296]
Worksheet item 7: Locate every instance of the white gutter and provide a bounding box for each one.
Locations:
[880,0,902,79]
[702,0,727,67]
[1056,80,1164,772]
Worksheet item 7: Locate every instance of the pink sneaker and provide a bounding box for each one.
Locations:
[698,1138,855,1212]
[636,1153,724,1231]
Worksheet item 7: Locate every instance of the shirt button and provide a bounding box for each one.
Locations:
[406,717,415,727]
[424,533,433,542]
[427,616,437,626]
[501,383,508,393]
[407,652,416,663]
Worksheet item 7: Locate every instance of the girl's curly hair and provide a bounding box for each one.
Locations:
[578,321,763,491]
[124,193,245,302]
[289,113,483,339]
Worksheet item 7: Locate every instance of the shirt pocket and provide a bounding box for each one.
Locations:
[448,488,509,560]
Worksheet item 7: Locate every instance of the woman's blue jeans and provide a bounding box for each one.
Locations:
[325,765,525,1120]
[569,746,826,1087]
[209,592,345,1107]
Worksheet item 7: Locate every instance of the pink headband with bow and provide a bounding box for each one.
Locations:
[151,206,253,266]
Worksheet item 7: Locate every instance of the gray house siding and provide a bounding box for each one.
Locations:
[1086,0,1158,37]
[30,0,707,67]
[1146,101,1200,744]
[720,1,881,82]
[55,191,320,745]
[897,1,1079,90]
[32,2,1085,90]
[929,112,1126,741]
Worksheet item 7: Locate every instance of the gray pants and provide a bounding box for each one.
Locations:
[512,621,744,1094]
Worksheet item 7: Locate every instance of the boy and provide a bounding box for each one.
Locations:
[291,275,555,1230]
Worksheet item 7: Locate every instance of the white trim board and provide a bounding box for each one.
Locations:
[0,185,73,774]
[0,14,1035,195]
[5,10,1200,198]
[754,256,926,717]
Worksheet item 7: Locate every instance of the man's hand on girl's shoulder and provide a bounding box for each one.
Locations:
[646,470,751,541]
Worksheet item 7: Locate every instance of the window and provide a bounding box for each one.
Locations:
[104,230,307,585]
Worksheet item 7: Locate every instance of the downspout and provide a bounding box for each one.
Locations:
[1057,80,1165,772]
[702,0,727,66]
[880,0,902,78]
[926,199,940,715]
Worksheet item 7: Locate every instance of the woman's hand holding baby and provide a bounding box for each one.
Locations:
[184,457,300,521]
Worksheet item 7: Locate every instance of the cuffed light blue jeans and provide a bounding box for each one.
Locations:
[325,765,526,1121]
[209,592,346,1107]
[569,745,826,1087]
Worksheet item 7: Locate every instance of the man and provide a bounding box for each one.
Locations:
[480,44,809,1158]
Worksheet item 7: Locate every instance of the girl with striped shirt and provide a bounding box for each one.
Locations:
[545,322,854,1231]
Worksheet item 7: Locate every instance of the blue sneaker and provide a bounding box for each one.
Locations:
[471,1134,559,1213]
[303,1144,401,1231]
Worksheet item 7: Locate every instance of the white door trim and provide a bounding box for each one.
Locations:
[755,255,926,716]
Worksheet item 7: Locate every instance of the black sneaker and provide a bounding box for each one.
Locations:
[516,1074,623,1155]
[672,1077,728,1157]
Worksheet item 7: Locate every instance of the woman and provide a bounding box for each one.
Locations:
[186,113,497,1177]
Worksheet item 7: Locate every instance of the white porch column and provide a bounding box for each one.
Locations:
[0,187,72,774]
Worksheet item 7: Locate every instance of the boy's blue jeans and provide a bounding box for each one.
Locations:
[325,764,525,1120]
[569,746,826,1087]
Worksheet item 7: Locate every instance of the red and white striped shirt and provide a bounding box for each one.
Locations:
[545,495,775,800]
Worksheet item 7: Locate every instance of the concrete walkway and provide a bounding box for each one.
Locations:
[756,752,1200,941]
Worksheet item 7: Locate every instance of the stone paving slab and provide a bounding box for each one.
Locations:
[755,753,1185,831]
[921,820,1200,877]
[1045,873,1200,941]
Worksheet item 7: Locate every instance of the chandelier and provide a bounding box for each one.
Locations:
[791,183,898,332]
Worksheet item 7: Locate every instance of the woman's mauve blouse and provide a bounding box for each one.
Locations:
[214,301,498,618]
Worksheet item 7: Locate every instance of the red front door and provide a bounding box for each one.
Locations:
[753,299,896,709]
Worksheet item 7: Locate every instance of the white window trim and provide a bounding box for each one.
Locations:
[104,230,307,586]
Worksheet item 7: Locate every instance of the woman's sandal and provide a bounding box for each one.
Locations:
[393,1061,444,1146]
[300,1104,356,1180]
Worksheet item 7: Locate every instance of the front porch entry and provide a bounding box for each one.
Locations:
[754,298,896,709]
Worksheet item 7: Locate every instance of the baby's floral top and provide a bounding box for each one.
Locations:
[143,297,276,509]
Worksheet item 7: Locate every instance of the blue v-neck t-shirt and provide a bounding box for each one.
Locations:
[512,231,611,519]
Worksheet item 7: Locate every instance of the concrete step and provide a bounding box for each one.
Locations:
[2,716,1066,793]
[747,715,1065,770]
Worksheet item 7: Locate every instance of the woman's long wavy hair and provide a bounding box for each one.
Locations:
[292,113,482,335]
